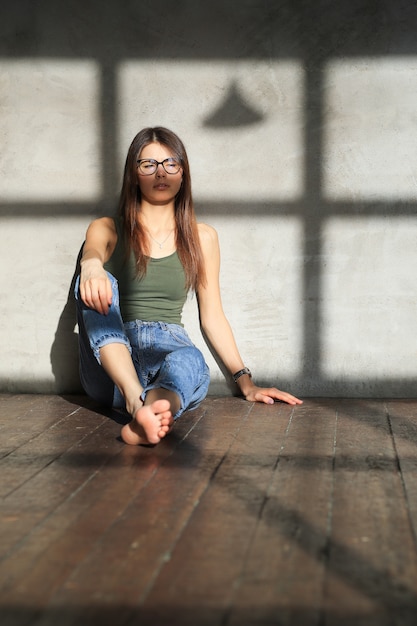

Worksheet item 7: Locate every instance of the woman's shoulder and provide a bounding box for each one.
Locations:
[86,217,118,253]
[88,216,117,232]
[197,222,218,244]
[101,216,117,231]
[197,223,220,265]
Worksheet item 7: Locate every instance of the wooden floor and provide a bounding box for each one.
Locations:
[2,395,417,625]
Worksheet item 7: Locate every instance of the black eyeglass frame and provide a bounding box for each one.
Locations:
[136,158,182,175]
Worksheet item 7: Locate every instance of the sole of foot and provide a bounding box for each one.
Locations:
[121,399,174,446]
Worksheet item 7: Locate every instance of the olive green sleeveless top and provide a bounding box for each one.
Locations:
[104,219,187,325]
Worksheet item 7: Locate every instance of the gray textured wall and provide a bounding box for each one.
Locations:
[1,0,417,397]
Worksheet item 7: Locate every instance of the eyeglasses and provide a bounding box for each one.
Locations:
[136,158,182,175]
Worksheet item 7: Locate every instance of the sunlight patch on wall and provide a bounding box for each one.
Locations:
[182,215,303,380]
[0,60,101,201]
[117,61,304,202]
[323,58,417,200]
[322,217,417,378]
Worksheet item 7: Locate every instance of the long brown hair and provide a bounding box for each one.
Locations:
[117,127,205,291]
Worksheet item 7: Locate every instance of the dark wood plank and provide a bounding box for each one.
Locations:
[387,399,417,531]
[137,400,297,626]
[2,396,417,626]
[0,394,40,422]
[0,401,110,554]
[0,399,208,626]
[324,399,417,626]
[0,397,107,498]
[226,398,337,626]
[0,395,75,458]
[19,398,253,626]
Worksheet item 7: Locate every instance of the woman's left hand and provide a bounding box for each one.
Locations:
[244,386,303,406]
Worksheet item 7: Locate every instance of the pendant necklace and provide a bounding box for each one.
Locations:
[149,229,174,249]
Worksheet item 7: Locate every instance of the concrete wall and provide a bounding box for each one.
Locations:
[1,0,417,397]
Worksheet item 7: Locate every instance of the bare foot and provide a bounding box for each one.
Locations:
[121,399,174,446]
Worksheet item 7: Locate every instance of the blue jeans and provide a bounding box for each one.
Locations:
[74,273,210,419]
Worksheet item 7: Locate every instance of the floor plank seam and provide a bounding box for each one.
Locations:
[4,397,417,624]
[386,401,417,556]
[219,404,298,625]
[318,406,338,625]
[2,413,108,500]
[136,402,254,609]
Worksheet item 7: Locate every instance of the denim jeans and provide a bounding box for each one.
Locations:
[74,272,210,418]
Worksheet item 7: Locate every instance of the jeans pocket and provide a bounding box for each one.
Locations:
[164,323,193,347]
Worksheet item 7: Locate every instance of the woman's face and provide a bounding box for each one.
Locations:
[137,142,183,205]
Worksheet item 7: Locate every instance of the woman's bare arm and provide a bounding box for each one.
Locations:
[79,217,117,315]
[196,223,302,406]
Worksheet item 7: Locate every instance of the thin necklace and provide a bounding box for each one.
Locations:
[148,229,174,249]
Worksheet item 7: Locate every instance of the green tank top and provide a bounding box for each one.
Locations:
[104,219,188,325]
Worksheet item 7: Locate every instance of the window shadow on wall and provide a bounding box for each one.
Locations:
[1,0,417,395]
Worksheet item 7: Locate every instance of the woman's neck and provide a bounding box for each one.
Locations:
[138,202,175,231]
[138,204,176,259]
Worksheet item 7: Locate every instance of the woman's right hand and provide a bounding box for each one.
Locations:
[79,259,113,315]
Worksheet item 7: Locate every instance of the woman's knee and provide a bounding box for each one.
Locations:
[166,345,207,376]
[166,346,209,401]
[76,274,130,363]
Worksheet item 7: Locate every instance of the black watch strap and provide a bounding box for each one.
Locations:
[233,367,252,383]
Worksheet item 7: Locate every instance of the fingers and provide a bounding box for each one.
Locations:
[106,279,113,307]
[273,390,303,406]
[80,278,112,315]
[274,388,303,405]
[249,387,303,406]
[255,392,274,405]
